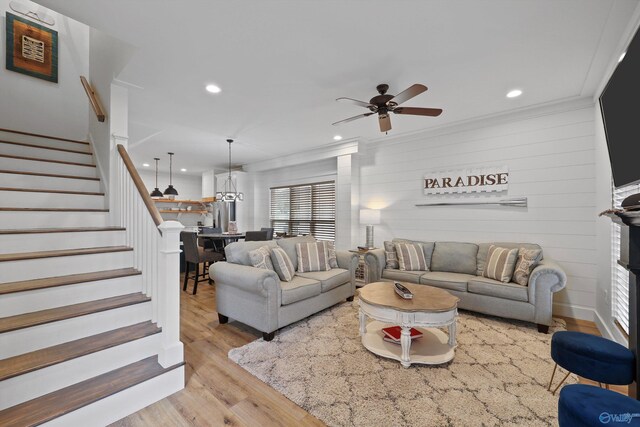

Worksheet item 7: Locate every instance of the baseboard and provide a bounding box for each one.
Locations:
[552,302,595,322]
[42,365,184,427]
[594,310,628,346]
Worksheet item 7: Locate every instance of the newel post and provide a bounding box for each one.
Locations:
[157,220,184,367]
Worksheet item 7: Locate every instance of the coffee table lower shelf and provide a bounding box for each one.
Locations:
[362,321,455,366]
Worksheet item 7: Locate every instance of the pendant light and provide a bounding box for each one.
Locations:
[163,152,178,197]
[215,139,244,202]
[150,157,163,198]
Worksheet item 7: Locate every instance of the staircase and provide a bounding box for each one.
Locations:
[0,129,184,426]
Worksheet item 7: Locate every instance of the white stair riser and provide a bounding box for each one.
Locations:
[0,250,133,283]
[0,302,152,359]
[0,172,101,192]
[0,275,142,316]
[0,143,94,164]
[0,157,97,178]
[0,230,126,254]
[0,333,160,410]
[0,191,105,209]
[43,367,184,427]
[0,211,109,229]
[0,131,91,153]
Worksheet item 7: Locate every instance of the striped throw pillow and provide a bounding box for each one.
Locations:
[324,241,338,269]
[271,247,295,282]
[248,245,274,271]
[395,242,428,271]
[296,242,330,272]
[483,245,519,283]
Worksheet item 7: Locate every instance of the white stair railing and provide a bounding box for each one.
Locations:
[115,143,184,368]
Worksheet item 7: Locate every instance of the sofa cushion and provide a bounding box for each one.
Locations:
[468,277,528,302]
[382,269,423,283]
[297,268,350,292]
[276,235,316,271]
[225,240,278,266]
[477,242,542,276]
[296,241,330,272]
[512,248,543,286]
[430,242,478,274]
[271,247,295,282]
[420,271,475,292]
[248,245,275,271]
[395,242,428,271]
[280,276,322,305]
[483,245,519,283]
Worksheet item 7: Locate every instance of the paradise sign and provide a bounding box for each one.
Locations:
[424,166,509,195]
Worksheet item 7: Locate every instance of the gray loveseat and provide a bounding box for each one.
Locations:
[210,236,358,340]
[364,239,567,332]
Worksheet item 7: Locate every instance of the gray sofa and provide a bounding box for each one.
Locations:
[210,235,358,340]
[364,239,567,332]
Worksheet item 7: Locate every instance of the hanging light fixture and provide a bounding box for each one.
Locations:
[215,139,244,202]
[163,152,178,198]
[150,157,163,198]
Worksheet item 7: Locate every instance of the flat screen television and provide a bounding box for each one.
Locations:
[599,26,640,188]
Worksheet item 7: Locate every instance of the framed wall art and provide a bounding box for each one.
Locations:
[5,12,58,83]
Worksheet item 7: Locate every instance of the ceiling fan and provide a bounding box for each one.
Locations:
[332,83,442,133]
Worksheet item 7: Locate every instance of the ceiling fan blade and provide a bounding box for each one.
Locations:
[336,97,374,109]
[379,114,392,132]
[332,112,374,126]
[393,107,443,117]
[388,84,428,106]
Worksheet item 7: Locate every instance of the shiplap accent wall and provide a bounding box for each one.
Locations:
[359,99,597,319]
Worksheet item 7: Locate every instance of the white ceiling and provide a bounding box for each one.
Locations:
[36,0,640,174]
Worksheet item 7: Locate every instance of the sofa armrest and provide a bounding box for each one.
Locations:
[364,248,385,283]
[210,262,280,298]
[337,250,359,288]
[528,259,567,325]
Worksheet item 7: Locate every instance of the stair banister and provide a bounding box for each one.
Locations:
[115,144,184,368]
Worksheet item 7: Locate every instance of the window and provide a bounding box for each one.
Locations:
[270,181,335,241]
[611,183,639,335]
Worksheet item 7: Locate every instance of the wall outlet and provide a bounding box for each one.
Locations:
[603,289,609,302]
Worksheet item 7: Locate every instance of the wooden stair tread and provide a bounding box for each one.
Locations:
[0,293,151,334]
[0,128,90,145]
[0,321,161,381]
[0,170,100,181]
[0,226,124,235]
[0,187,104,196]
[0,207,108,212]
[0,140,92,155]
[0,246,132,262]
[0,356,182,427]
[0,153,95,167]
[0,268,140,295]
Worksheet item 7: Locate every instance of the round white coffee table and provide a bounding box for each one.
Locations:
[358,281,459,368]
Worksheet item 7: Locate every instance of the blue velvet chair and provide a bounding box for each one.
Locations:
[559,384,640,426]
[549,331,634,394]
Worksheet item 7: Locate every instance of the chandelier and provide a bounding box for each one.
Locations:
[215,139,244,202]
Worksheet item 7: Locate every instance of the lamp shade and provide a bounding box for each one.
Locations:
[360,209,380,225]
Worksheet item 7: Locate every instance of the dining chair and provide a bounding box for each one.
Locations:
[244,230,269,241]
[181,231,224,294]
[260,227,275,240]
[198,226,223,253]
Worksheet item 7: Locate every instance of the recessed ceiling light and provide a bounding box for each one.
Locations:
[619,52,627,63]
[333,135,343,141]
[180,168,187,172]
[205,84,221,94]
[506,89,522,98]
[142,163,150,167]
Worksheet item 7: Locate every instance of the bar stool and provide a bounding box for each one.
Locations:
[549,331,634,394]
[181,231,224,295]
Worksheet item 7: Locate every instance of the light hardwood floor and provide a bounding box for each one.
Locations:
[110,275,625,426]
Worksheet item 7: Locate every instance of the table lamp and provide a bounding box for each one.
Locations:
[360,209,381,249]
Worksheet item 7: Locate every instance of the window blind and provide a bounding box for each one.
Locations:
[612,183,640,335]
[270,181,335,241]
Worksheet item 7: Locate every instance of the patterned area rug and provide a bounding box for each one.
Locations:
[229,301,576,427]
